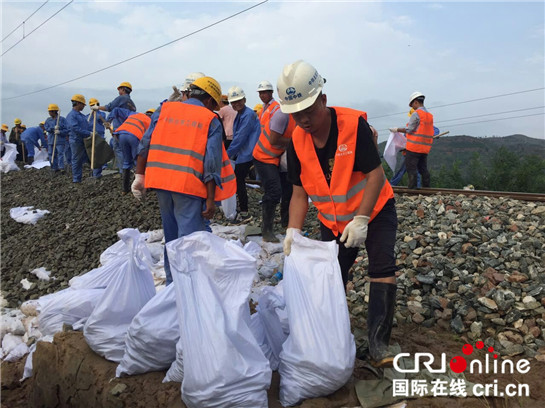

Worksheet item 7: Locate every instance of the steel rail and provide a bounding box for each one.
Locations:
[393,187,545,202]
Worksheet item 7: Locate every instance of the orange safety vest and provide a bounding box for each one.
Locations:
[406,109,434,154]
[144,102,236,201]
[115,113,151,140]
[252,100,295,165]
[292,107,394,236]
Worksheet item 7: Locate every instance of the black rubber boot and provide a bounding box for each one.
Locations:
[422,171,431,188]
[367,282,397,368]
[407,173,417,189]
[262,202,279,242]
[122,169,131,193]
[27,157,34,165]
[280,201,289,228]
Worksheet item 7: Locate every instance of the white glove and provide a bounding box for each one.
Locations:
[167,85,182,102]
[340,215,370,248]
[54,125,59,131]
[389,127,398,133]
[283,228,301,256]
[131,174,146,200]
[90,105,100,111]
[54,129,60,135]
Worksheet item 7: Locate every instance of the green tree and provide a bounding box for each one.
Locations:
[488,146,519,191]
[466,152,487,189]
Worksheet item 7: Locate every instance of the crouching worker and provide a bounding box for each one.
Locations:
[279,60,398,368]
[131,76,236,285]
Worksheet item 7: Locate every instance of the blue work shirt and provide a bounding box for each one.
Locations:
[44,115,69,144]
[105,95,136,114]
[227,105,261,164]
[66,109,91,142]
[107,107,135,131]
[87,111,107,136]
[138,98,222,187]
[21,127,47,149]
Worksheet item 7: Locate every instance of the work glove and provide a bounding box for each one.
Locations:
[340,215,370,248]
[131,174,146,201]
[54,129,60,135]
[54,125,59,131]
[283,227,301,256]
[168,85,182,102]
[90,105,100,111]
[389,127,398,133]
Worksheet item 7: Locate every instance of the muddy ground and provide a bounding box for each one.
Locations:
[1,166,544,407]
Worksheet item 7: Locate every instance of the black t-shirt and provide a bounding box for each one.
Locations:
[287,107,381,186]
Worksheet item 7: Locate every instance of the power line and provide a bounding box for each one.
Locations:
[2,1,74,57]
[368,88,545,120]
[1,0,50,43]
[377,112,545,133]
[2,0,269,101]
[436,106,545,124]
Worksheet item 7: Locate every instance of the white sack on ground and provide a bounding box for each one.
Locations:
[279,232,355,407]
[0,143,20,173]
[116,284,179,377]
[84,228,156,363]
[21,335,54,382]
[383,131,407,173]
[3,342,29,362]
[167,231,271,408]
[10,206,50,225]
[70,231,154,289]
[38,288,105,336]
[255,283,289,371]
[30,267,54,281]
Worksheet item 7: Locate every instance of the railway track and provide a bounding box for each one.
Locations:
[393,186,545,202]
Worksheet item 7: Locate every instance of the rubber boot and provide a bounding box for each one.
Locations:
[280,201,289,228]
[367,282,397,368]
[262,202,279,242]
[122,169,131,194]
[27,156,34,165]
[422,171,431,188]
[407,173,417,189]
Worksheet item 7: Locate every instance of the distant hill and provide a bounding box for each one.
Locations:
[379,134,545,174]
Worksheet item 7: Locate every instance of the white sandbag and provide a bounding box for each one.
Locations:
[1,311,26,341]
[116,284,178,377]
[3,342,29,362]
[38,288,105,336]
[70,231,154,289]
[220,194,237,221]
[1,333,24,358]
[278,232,355,406]
[21,335,54,382]
[0,143,20,173]
[84,228,156,363]
[248,313,273,370]
[256,283,289,371]
[163,333,184,384]
[167,231,271,408]
[10,206,50,225]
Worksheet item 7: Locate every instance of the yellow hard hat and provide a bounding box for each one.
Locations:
[253,103,263,112]
[191,76,222,108]
[408,108,415,117]
[71,94,86,105]
[21,124,27,129]
[48,103,60,111]
[89,98,99,106]
[117,82,132,91]
[1,124,8,132]
[14,118,22,125]
[145,108,156,114]
[40,121,45,125]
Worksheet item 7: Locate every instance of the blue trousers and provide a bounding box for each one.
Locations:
[156,190,211,285]
[118,132,139,169]
[69,139,85,182]
[110,137,123,173]
[48,141,66,170]
[64,140,72,166]
[320,198,398,286]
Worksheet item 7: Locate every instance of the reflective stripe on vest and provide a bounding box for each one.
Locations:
[406,109,434,154]
[292,106,394,236]
[116,113,151,140]
[145,102,236,201]
[252,100,295,165]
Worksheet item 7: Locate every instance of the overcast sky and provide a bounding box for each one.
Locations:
[1,0,544,143]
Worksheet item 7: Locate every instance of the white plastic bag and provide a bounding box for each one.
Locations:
[0,143,20,173]
[278,232,355,406]
[116,284,179,377]
[10,206,50,225]
[38,288,105,336]
[383,131,407,173]
[21,335,54,381]
[167,231,271,408]
[84,228,156,362]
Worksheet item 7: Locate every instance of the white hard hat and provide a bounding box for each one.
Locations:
[277,60,325,114]
[180,72,205,92]
[227,86,245,103]
[409,91,425,106]
[256,80,274,92]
